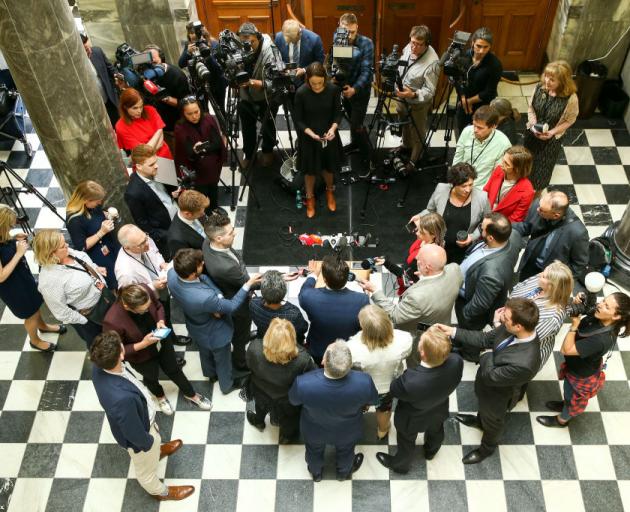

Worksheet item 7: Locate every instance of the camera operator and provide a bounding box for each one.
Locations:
[236,22,279,168]
[178,21,228,115]
[174,96,227,209]
[334,13,374,167]
[536,292,630,428]
[456,27,502,135]
[274,19,325,90]
[395,25,440,164]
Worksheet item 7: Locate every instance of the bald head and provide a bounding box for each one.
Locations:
[416,244,447,276]
[117,224,146,253]
[282,19,301,44]
[538,191,569,220]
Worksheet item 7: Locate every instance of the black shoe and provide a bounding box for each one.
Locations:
[423,448,439,461]
[311,471,322,482]
[536,415,569,428]
[279,435,297,445]
[246,411,265,432]
[455,414,481,429]
[545,401,564,412]
[176,356,186,368]
[29,341,56,352]
[337,453,364,481]
[375,452,409,474]
[40,324,67,335]
[173,335,192,346]
[462,448,490,465]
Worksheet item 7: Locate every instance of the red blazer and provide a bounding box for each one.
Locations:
[102,285,166,364]
[483,166,535,222]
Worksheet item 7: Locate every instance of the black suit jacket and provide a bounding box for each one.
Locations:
[390,353,463,433]
[457,230,521,330]
[124,172,176,258]
[167,214,204,255]
[454,325,540,417]
[514,199,589,283]
[89,47,118,106]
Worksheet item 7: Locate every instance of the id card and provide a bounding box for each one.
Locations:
[100,244,110,256]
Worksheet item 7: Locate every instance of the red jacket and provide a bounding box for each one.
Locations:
[483,166,535,222]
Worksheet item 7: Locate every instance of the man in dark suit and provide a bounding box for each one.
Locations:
[289,341,378,481]
[125,144,178,260]
[456,212,520,331]
[167,189,209,255]
[376,327,463,473]
[274,19,324,88]
[90,331,194,501]
[438,297,541,464]
[202,214,252,370]
[514,191,589,284]
[81,33,119,126]
[298,254,370,365]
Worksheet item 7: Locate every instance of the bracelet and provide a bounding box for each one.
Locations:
[569,328,578,332]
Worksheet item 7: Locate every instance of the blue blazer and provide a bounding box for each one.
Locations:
[167,269,248,350]
[289,368,378,445]
[92,366,153,453]
[274,29,324,81]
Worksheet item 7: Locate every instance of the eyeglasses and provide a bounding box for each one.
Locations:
[180,95,198,107]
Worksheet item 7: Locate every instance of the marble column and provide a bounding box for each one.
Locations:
[608,201,630,287]
[0,0,130,218]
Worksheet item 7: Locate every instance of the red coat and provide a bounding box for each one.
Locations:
[115,105,173,159]
[483,166,535,222]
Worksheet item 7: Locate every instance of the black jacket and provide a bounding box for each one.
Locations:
[89,47,118,106]
[463,50,502,107]
[167,214,204,255]
[457,230,521,330]
[391,353,463,433]
[514,199,589,283]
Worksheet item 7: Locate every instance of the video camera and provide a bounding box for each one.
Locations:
[214,30,256,86]
[438,31,471,87]
[329,27,359,86]
[263,46,297,102]
[378,44,404,93]
[177,165,197,189]
[115,43,167,98]
[188,21,213,58]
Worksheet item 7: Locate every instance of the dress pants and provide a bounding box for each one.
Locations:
[396,100,431,162]
[477,405,508,456]
[127,423,168,496]
[231,301,251,370]
[238,99,277,160]
[305,439,356,476]
[252,388,300,439]
[342,88,371,161]
[71,319,103,348]
[391,415,444,471]
[129,337,195,398]
[198,341,233,393]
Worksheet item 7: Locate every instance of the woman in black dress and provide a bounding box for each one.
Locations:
[0,205,64,351]
[293,61,343,218]
[66,181,120,290]
[524,60,578,192]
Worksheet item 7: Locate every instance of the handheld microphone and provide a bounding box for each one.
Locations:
[106,207,120,223]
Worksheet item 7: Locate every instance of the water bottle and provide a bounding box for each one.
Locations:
[296,189,303,210]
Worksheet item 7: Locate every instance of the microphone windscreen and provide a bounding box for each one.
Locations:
[347,271,356,282]
[361,259,371,270]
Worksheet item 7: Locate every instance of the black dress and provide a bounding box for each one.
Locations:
[67,207,120,290]
[443,200,472,264]
[293,83,344,176]
[0,241,43,319]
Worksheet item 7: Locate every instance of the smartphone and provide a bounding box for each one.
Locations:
[405,221,417,234]
[417,322,432,332]
[152,327,172,339]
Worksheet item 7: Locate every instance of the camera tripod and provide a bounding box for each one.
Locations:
[0,160,65,235]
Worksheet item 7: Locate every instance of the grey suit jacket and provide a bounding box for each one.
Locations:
[202,240,249,299]
[371,263,463,334]
[419,183,490,239]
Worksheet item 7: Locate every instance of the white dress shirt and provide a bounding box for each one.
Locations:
[138,173,178,220]
[115,237,166,291]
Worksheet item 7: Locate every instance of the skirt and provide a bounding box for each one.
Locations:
[296,134,343,176]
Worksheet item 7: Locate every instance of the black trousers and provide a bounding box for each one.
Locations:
[231,301,251,370]
[478,403,509,455]
[252,388,300,439]
[129,337,195,398]
[238,99,277,160]
[306,439,356,476]
[342,88,371,162]
[391,417,445,472]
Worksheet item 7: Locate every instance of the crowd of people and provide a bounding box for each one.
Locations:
[1,14,628,505]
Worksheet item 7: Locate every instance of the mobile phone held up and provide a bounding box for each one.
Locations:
[152,327,172,339]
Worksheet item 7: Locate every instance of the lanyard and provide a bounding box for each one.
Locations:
[124,249,159,277]
[63,257,105,289]
[470,130,496,166]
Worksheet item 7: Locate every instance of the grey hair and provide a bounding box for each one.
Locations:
[117,224,141,247]
[261,270,287,304]
[324,340,352,379]
[472,27,493,45]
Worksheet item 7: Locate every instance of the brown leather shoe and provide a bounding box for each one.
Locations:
[326,187,336,212]
[159,439,183,460]
[155,485,195,501]
[305,196,315,218]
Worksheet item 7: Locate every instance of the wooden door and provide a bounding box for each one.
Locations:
[312,0,376,55]
[468,0,559,70]
[196,0,285,37]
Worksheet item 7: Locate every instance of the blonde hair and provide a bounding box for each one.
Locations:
[419,326,451,366]
[542,260,573,308]
[32,229,64,266]
[416,212,446,246]
[358,305,394,350]
[263,318,299,365]
[541,60,577,97]
[0,205,17,243]
[505,145,533,179]
[66,181,106,219]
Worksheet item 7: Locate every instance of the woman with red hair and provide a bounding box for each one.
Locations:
[115,88,173,159]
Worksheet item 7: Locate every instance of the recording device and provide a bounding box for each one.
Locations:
[115,43,167,98]
[533,123,549,133]
[329,27,359,86]
[298,232,378,248]
[438,31,471,91]
[361,257,382,272]
[378,45,404,93]
[456,230,469,242]
[193,140,215,155]
[417,322,432,332]
[405,221,417,234]
[177,165,197,189]
[390,154,414,177]
[188,21,213,58]
[263,46,297,101]
[214,29,256,86]
[567,272,606,317]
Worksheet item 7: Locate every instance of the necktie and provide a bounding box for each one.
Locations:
[192,220,206,238]
[495,335,515,352]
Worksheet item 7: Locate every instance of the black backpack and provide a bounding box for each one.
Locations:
[587,236,612,274]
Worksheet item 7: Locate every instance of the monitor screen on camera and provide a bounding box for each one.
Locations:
[131,51,153,67]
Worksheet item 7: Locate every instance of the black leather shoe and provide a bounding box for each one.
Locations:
[173,335,192,346]
[40,324,67,335]
[424,448,438,461]
[176,356,186,368]
[311,471,322,482]
[536,415,569,428]
[545,401,564,412]
[462,449,490,465]
[455,414,481,429]
[375,452,409,474]
[337,453,364,481]
[246,411,265,432]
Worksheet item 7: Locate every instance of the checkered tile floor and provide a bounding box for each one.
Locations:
[1,103,630,512]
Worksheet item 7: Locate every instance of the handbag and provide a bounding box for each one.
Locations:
[85,287,116,325]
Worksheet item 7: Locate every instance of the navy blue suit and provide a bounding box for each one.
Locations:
[298,276,369,361]
[289,368,378,475]
[274,29,324,85]
[92,366,152,453]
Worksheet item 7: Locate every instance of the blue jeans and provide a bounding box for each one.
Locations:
[198,342,233,393]
[560,378,575,421]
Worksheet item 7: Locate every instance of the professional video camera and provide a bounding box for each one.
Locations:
[177,165,197,189]
[213,30,255,86]
[115,43,167,98]
[329,27,359,86]
[378,44,403,93]
[188,21,213,58]
[438,31,471,82]
[263,46,297,102]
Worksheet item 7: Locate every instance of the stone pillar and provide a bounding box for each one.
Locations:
[0,0,130,218]
[608,201,630,287]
